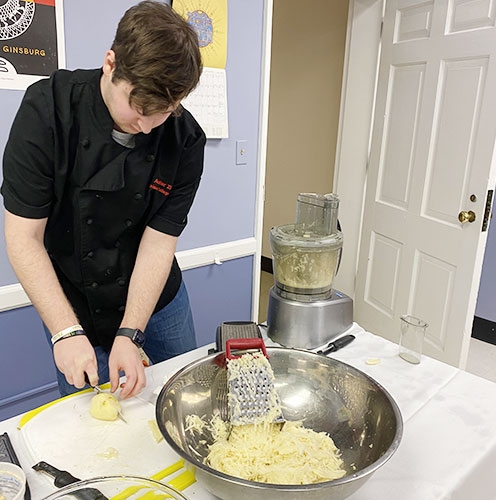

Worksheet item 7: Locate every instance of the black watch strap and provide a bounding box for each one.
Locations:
[116,327,146,348]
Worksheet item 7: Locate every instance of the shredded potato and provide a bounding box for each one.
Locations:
[188,416,346,484]
[185,351,346,484]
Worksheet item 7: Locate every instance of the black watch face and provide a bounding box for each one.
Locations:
[133,329,145,347]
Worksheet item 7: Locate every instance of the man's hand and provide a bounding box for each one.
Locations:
[53,335,98,389]
[108,336,146,399]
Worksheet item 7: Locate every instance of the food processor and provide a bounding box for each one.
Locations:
[266,193,353,349]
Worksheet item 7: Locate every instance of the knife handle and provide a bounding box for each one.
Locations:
[32,461,80,487]
[318,334,356,355]
[32,462,108,499]
[84,373,100,391]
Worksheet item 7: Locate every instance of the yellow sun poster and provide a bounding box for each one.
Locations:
[173,0,229,138]
[172,0,227,69]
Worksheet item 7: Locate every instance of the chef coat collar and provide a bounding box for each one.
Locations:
[91,68,115,136]
[90,68,153,149]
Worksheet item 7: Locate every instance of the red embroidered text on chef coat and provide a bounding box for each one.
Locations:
[149,178,173,196]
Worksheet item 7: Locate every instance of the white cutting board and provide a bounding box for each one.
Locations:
[19,389,184,481]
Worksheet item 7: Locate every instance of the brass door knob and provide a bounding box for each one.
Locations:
[458,210,476,223]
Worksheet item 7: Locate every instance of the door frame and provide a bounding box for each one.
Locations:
[252,0,274,321]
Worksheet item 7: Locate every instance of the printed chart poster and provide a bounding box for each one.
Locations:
[0,0,65,90]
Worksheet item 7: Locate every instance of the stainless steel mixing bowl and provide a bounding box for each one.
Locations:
[156,347,403,500]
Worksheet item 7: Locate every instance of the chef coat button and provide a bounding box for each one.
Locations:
[134,193,143,200]
[125,219,133,227]
[105,268,113,277]
[115,241,121,248]
[95,308,102,314]
[86,251,94,258]
[118,305,125,312]
[91,282,99,288]
[95,194,103,200]
[87,218,93,225]
[81,138,90,148]
[117,278,126,286]
[146,154,155,162]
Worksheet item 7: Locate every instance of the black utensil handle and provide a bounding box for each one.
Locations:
[32,461,108,500]
[318,334,356,355]
[72,488,109,500]
[32,461,80,487]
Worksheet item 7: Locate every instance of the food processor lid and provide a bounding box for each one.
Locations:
[270,224,343,248]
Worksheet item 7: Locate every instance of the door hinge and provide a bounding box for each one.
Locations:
[482,189,493,232]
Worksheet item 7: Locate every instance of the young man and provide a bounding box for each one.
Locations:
[1,1,206,399]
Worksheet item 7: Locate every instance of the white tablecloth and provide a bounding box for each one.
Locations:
[2,323,496,499]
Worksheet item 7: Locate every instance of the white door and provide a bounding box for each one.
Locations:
[353,0,496,367]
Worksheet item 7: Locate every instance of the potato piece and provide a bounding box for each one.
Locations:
[90,393,121,421]
[148,419,164,443]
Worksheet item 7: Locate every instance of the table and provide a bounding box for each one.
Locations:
[2,323,496,499]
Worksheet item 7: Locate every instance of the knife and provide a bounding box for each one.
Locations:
[84,375,127,423]
[317,334,356,356]
[32,462,108,500]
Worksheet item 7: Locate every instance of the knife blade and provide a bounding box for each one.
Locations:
[317,334,356,356]
[84,375,127,423]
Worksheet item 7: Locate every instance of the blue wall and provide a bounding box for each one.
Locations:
[475,216,496,322]
[0,0,263,420]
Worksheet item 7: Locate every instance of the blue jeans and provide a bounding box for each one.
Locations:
[44,280,197,396]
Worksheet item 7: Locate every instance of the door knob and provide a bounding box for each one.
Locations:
[458,210,476,223]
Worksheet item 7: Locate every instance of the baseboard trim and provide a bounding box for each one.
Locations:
[0,381,60,422]
[0,238,257,313]
[472,316,496,346]
[261,256,273,274]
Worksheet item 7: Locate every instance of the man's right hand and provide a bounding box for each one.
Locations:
[53,335,99,389]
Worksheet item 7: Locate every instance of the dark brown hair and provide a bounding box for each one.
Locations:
[111,0,202,115]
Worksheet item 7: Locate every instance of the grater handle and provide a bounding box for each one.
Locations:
[225,337,269,360]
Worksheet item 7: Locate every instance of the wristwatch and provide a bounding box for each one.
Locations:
[116,328,146,348]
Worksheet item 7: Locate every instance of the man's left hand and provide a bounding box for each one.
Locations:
[108,336,146,399]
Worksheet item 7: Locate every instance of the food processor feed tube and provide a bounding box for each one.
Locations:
[267,193,353,349]
[295,193,339,236]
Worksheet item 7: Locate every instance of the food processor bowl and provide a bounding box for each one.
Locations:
[270,224,343,299]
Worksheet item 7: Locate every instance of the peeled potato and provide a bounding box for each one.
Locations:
[90,393,121,421]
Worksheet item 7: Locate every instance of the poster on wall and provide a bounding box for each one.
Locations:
[0,0,65,90]
[172,0,229,139]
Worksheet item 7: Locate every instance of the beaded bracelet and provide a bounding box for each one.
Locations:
[51,324,85,345]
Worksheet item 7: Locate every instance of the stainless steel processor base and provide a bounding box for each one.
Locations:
[266,286,353,349]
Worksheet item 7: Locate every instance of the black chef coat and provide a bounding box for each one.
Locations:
[1,68,206,351]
